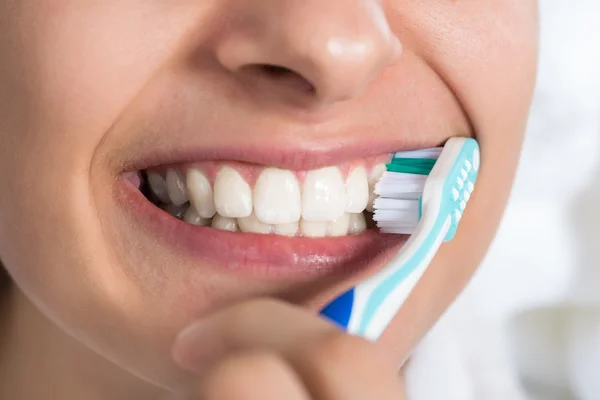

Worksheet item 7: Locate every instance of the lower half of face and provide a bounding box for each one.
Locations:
[0,0,538,389]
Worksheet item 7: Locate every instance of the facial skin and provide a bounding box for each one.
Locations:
[0,0,538,398]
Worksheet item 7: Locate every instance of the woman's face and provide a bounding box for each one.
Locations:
[0,0,538,390]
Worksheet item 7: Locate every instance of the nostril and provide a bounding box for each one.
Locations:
[261,64,293,78]
[243,64,316,95]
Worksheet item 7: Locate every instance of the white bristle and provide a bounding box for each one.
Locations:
[372,148,442,234]
[393,147,442,159]
[374,209,419,225]
[377,227,418,235]
[377,172,428,182]
[375,172,426,199]
[373,170,429,234]
[373,198,419,211]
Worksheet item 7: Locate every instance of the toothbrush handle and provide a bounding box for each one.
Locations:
[320,216,451,340]
[319,288,355,330]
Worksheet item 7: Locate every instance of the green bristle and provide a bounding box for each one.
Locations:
[389,158,437,168]
[385,157,437,175]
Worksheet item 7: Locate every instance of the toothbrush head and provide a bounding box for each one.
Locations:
[373,138,480,239]
[427,138,479,241]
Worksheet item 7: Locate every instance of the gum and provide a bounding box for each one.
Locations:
[147,154,393,186]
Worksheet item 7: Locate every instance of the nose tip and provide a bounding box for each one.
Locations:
[306,33,402,104]
[215,0,402,106]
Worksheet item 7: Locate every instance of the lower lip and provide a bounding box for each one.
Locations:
[116,178,408,279]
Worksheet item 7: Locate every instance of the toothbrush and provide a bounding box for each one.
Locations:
[320,137,480,341]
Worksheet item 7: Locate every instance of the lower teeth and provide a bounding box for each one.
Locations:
[161,203,189,220]
[157,200,373,237]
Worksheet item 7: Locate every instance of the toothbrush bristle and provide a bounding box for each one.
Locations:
[373,147,443,234]
[393,148,443,159]
[374,172,426,199]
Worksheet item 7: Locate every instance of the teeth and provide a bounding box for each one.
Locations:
[254,168,301,224]
[274,222,299,237]
[147,172,171,204]
[300,219,329,238]
[345,167,369,213]
[183,207,211,226]
[238,213,273,234]
[186,169,217,218]
[166,169,189,206]
[163,203,188,219]
[302,167,346,222]
[214,166,253,218]
[366,163,386,212]
[212,214,239,232]
[330,213,351,237]
[348,213,367,235]
[150,164,380,237]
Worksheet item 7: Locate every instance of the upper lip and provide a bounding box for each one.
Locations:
[110,114,449,278]
[121,137,444,173]
[107,87,455,174]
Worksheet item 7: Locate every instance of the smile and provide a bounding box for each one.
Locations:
[138,157,392,237]
[115,146,423,278]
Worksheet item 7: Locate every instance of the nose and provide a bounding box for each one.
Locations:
[214,0,402,106]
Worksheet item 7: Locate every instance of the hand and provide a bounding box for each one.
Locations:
[171,298,407,399]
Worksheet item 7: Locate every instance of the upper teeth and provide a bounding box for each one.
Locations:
[254,168,302,224]
[213,166,253,218]
[186,169,216,218]
[147,172,171,204]
[345,167,369,213]
[302,167,346,222]
[148,162,386,237]
[366,164,386,212]
[166,169,189,206]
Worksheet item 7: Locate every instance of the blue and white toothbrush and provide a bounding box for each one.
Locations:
[320,137,480,341]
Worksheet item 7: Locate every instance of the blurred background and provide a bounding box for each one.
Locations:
[405,1,600,399]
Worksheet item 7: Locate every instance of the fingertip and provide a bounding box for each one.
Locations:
[171,320,210,372]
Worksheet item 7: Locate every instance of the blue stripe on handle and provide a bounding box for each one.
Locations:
[320,288,354,330]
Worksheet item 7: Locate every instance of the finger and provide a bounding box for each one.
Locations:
[290,330,405,400]
[185,351,310,400]
[172,298,403,400]
[172,298,334,373]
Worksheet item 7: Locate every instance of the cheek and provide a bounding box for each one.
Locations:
[0,2,199,383]
[390,0,538,136]
[0,2,186,282]
[0,2,179,166]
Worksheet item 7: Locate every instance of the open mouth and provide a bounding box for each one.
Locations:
[135,158,391,238]
[117,151,411,278]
